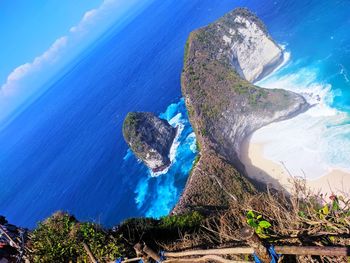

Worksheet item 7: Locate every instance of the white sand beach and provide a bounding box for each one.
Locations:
[241,137,350,197]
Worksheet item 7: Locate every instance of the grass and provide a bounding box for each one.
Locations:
[164,179,350,262]
[183,37,190,64]
[29,212,124,263]
[20,211,206,262]
[122,112,139,142]
[160,211,204,229]
[4,178,348,263]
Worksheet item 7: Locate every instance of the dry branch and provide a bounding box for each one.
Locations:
[164,247,254,258]
[163,245,350,257]
[239,227,270,262]
[143,244,161,261]
[83,243,98,263]
[274,246,350,256]
[163,255,253,263]
[0,225,20,249]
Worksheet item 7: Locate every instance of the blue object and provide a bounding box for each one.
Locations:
[253,245,281,263]
[115,258,143,263]
[156,250,166,263]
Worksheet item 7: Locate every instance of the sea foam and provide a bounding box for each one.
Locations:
[132,98,198,217]
[150,113,185,177]
[252,58,350,179]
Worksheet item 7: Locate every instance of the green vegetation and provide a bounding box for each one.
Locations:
[119,212,204,234]
[25,211,206,262]
[20,188,350,263]
[160,211,204,229]
[122,112,145,153]
[248,92,259,105]
[233,83,249,95]
[122,112,139,142]
[30,212,124,263]
[168,189,350,262]
[246,210,271,239]
[123,112,138,127]
[247,88,269,106]
[183,37,190,64]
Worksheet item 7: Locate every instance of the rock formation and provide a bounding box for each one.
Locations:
[174,8,309,213]
[220,10,284,82]
[123,112,177,172]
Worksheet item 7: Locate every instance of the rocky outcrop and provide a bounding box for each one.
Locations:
[174,8,309,213]
[218,9,284,82]
[123,112,176,172]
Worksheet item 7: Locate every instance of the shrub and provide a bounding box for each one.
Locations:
[160,211,204,229]
[30,212,124,263]
[184,38,190,64]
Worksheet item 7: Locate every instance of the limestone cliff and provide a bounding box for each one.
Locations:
[123,112,177,172]
[174,8,309,213]
[219,9,284,82]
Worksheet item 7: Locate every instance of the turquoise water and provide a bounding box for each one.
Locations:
[0,0,349,227]
[132,99,197,218]
[254,0,350,178]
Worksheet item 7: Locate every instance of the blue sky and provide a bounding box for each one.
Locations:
[0,0,147,124]
[0,1,101,83]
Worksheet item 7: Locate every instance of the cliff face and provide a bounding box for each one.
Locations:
[123,112,176,172]
[218,9,284,82]
[174,8,309,213]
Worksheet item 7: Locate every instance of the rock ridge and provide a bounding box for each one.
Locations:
[174,8,309,213]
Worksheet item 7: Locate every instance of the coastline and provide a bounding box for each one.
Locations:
[241,137,350,196]
[174,9,312,213]
[239,44,350,197]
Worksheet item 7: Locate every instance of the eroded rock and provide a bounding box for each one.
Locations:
[123,112,176,172]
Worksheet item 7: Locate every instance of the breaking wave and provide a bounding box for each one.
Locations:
[252,57,350,179]
[123,98,197,217]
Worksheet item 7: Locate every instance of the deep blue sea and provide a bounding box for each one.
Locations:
[0,0,349,228]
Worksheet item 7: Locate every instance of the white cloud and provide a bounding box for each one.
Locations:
[0,0,141,123]
[3,37,68,94]
[69,0,120,34]
[0,0,120,98]
[70,9,98,33]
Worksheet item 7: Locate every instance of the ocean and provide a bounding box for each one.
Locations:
[252,0,350,178]
[0,0,349,228]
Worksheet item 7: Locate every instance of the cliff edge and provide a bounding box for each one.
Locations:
[174,8,309,213]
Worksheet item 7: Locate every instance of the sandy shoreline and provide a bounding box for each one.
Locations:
[241,136,350,197]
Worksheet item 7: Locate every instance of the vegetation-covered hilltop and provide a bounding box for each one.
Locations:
[174,8,309,213]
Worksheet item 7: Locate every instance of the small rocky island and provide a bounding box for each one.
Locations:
[122,112,177,172]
